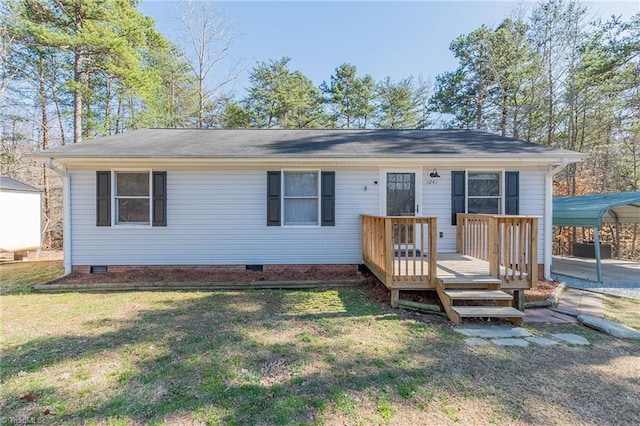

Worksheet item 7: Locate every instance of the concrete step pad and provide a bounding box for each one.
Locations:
[444,289,513,301]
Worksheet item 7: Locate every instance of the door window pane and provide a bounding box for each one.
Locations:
[386,173,415,216]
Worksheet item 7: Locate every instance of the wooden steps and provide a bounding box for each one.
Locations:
[439,276,501,289]
[444,289,513,301]
[436,277,524,325]
[452,306,525,320]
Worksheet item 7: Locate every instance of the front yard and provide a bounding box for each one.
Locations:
[1,262,639,425]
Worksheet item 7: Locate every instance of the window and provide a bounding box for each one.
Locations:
[115,172,151,225]
[467,172,501,214]
[283,171,319,225]
[266,170,335,227]
[451,171,518,225]
[96,171,166,227]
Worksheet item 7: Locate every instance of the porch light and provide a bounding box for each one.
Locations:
[429,169,441,178]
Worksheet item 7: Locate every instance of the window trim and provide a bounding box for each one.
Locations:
[112,169,153,227]
[281,169,321,227]
[465,169,505,215]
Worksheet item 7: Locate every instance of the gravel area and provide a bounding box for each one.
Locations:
[552,273,640,300]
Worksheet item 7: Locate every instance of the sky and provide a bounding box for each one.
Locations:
[139,1,640,98]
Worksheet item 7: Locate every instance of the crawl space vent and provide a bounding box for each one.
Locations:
[90,266,108,274]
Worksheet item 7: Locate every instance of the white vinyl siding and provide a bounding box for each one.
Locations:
[67,164,547,266]
[69,166,380,265]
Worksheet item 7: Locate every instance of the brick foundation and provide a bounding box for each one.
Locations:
[72,264,359,275]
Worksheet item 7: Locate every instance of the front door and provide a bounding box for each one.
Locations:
[385,171,420,245]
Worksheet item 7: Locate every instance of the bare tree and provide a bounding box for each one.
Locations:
[180,1,244,128]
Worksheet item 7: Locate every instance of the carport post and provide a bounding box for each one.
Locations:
[593,227,603,283]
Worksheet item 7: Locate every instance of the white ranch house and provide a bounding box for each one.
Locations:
[37,129,583,323]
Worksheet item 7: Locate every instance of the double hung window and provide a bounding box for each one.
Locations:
[467,172,501,214]
[96,169,166,227]
[266,170,335,227]
[283,171,319,226]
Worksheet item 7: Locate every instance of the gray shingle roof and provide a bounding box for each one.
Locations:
[0,175,41,192]
[34,128,582,159]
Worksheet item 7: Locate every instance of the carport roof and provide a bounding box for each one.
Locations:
[553,191,640,227]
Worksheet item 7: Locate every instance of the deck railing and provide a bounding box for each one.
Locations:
[361,215,438,288]
[456,214,539,289]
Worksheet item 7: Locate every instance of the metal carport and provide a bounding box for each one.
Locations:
[553,191,640,282]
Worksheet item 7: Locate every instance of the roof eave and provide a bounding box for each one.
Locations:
[35,153,585,167]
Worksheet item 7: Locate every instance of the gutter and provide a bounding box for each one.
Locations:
[544,158,570,280]
[45,158,72,274]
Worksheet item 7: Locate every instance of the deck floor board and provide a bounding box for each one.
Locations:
[391,253,490,281]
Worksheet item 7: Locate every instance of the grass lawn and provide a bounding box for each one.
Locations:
[1,264,639,425]
[603,295,640,330]
[0,261,64,295]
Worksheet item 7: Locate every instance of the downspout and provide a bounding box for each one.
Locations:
[544,158,569,280]
[45,158,72,274]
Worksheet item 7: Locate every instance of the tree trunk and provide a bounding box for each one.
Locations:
[38,51,51,248]
[73,49,82,144]
[105,79,112,135]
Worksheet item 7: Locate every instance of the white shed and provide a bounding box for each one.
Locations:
[0,175,42,258]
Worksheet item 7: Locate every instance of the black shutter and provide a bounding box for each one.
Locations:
[451,171,465,225]
[96,171,111,226]
[152,171,167,226]
[505,171,519,215]
[267,171,281,226]
[321,171,335,226]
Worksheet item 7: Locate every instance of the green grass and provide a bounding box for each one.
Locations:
[0,260,64,295]
[603,295,640,330]
[1,262,639,424]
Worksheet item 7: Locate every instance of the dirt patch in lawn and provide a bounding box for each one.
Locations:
[52,265,362,285]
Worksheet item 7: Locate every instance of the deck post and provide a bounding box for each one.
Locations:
[390,290,399,308]
[429,217,438,286]
[487,216,499,279]
[456,214,463,252]
[530,218,538,287]
[512,290,525,311]
[384,217,394,285]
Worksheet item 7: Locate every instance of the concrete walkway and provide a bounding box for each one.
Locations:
[552,256,640,284]
[525,287,604,324]
[555,287,604,318]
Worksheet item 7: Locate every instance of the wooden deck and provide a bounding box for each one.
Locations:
[361,214,537,323]
[387,252,534,290]
[388,253,494,289]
